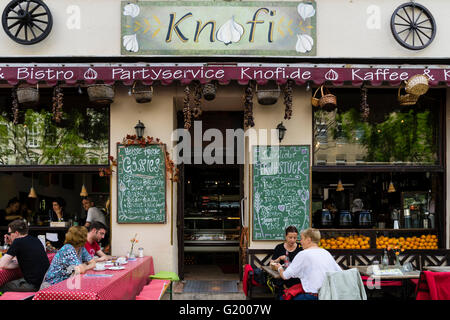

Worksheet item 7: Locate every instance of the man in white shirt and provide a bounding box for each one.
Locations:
[82,197,106,228]
[275,228,341,300]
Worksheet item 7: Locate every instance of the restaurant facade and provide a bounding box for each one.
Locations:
[0,0,449,279]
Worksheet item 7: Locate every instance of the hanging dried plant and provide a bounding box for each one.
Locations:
[192,82,203,119]
[52,85,63,123]
[183,85,192,129]
[244,81,255,128]
[360,85,369,121]
[11,86,19,125]
[284,79,293,120]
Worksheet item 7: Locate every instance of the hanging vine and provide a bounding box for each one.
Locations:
[192,81,203,119]
[244,81,255,127]
[11,86,19,125]
[360,84,370,121]
[284,79,293,120]
[183,85,192,129]
[52,85,63,123]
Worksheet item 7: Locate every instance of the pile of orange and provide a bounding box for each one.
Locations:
[319,235,371,250]
[376,234,438,250]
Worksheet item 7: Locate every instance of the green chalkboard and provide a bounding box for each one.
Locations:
[117,144,166,223]
[252,145,310,240]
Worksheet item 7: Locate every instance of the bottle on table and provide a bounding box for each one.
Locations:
[382,249,389,267]
[404,209,412,229]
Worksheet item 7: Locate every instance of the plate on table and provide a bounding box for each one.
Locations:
[93,267,107,271]
[108,266,125,271]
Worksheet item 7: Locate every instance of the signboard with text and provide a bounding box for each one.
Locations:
[121,1,317,56]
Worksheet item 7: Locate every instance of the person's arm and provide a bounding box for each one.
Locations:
[74,259,96,274]
[275,263,288,280]
[0,254,19,269]
[94,251,111,262]
[84,208,92,227]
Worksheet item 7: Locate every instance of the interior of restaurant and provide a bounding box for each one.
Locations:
[0,86,111,248]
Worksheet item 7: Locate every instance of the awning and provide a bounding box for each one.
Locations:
[1,63,449,86]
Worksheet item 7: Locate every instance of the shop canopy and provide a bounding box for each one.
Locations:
[1,63,449,87]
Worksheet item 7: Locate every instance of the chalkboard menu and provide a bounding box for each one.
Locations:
[117,144,166,223]
[252,145,310,240]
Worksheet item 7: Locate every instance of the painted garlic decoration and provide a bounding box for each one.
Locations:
[123,34,139,52]
[297,3,315,20]
[295,34,314,53]
[123,3,140,18]
[216,17,244,45]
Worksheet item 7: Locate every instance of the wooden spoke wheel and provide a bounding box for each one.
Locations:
[390,2,436,50]
[2,0,52,45]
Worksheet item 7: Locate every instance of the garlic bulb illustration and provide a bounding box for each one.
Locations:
[123,34,139,52]
[295,34,314,53]
[123,3,140,18]
[297,3,315,20]
[216,16,244,45]
[325,69,339,81]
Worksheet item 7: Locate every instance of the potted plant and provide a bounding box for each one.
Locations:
[256,82,281,105]
[16,84,40,107]
[132,81,153,103]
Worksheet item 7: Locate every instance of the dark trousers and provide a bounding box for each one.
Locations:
[0,278,38,293]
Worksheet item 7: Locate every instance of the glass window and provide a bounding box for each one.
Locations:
[313,88,441,166]
[0,87,109,166]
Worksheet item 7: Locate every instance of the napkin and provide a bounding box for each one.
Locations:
[46,233,59,242]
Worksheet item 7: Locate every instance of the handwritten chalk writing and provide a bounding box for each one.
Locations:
[253,146,310,240]
[117,145,166,223]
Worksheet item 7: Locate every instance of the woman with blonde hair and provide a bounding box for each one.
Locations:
[40,226,96,288]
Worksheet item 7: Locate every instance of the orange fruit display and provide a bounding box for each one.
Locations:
[376,234,438,250]
[319,235,371,250]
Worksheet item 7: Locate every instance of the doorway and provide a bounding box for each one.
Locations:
[176,111,244,280]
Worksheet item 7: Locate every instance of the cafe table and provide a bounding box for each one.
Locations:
[350,265,421,300]
[262,265,281,279]
[424,266,450,272]
[33,256,154,300]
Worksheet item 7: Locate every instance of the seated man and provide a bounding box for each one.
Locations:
[275,228,342,300]
[85,221,111,262]
[0,220,49,292]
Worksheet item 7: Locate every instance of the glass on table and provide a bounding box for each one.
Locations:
[402,262,414,273]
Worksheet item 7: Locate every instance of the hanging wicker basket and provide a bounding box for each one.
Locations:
[87,84,115,105]
[405,74,429,96]
[398,86,419,106]
[311,86,320,107]
[132,82,153,103]
[319,86,337,111]
[202,83,216,101]
[256,84,281,105]
[17,86,39,107]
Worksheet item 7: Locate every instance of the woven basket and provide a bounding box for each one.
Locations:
[398,86,419,106]
[17,86,39,107]
[311,86,320,107]
[319,86,337,110]
[87,84,115,105]
[405,74,429,96]
[202,83,216,101]
[132,82,153,103]
[256,84,280,105]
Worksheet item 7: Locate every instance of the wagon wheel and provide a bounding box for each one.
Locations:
[390,2,436,50]
[2,0,52,45]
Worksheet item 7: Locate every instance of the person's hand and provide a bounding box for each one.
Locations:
[275,263,283,272]
[279,255,287,261]
[3,234,11,245]
[95,256,108,262]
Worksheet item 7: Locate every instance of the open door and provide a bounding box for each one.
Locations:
[177,163,185,280]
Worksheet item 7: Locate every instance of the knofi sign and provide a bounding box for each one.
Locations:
[121,1,317,56]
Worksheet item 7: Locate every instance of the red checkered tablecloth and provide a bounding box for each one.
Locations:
[33,256,154,300]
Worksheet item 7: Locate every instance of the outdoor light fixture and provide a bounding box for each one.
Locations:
[388,173,396,193]
[80,174,88,197]
[134,120,146,139]
[276,122,287,142]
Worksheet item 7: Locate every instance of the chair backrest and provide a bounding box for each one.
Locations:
[319,268,367,300]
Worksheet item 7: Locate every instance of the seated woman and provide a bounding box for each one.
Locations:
[49,197,66,222]
[40,226,95,288]
[270,226,302,296]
